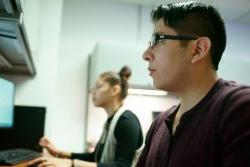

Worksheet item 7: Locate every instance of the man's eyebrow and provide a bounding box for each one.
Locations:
[153,32,165,36]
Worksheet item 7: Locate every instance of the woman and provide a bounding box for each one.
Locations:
[28,66,143,167]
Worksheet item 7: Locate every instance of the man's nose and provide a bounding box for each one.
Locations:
[143,46,153,62]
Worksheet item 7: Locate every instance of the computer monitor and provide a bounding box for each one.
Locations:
[0,105,46,151]
[0,77,15,129]
[13,105,46,152]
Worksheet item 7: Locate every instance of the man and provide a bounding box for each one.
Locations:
[136,1,250,167]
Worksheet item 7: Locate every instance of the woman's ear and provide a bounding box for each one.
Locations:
[191,37,211,64]
[111,85,121,96]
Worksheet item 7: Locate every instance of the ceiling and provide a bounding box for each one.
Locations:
[108,0,250,24]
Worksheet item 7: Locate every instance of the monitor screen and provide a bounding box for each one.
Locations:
[0,77,15,128]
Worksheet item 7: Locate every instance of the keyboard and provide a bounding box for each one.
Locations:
[0,148,41,165]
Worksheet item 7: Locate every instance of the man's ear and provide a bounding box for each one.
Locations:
[111,85,121,96]
[191,37,211,64]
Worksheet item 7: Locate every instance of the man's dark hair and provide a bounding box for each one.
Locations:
[151,1,226,70]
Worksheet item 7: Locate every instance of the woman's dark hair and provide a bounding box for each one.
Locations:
[100,66,131,99]
[151,1,226,70]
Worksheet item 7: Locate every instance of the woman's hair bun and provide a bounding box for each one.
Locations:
[119,66,132,81]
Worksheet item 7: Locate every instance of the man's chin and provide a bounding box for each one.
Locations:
[153,81,163,90]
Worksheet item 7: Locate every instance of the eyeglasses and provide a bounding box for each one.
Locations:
[149,34,197,48]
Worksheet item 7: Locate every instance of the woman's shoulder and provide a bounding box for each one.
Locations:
[114,110,142,138]
[119,110,139,121]
[115,110,141,128]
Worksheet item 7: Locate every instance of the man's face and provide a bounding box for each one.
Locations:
[143,18,192,92]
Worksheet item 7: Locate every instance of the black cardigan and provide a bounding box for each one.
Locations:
[72,110,143,167]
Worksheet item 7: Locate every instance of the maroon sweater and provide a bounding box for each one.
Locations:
[136,79,250,167]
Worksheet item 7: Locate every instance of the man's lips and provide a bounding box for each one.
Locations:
[148,68,156,76]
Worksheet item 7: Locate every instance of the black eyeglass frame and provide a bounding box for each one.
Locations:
[149,34,197,48]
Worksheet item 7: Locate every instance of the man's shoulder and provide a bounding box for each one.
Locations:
[221,79,250,89]
[218,79,250,100]
[213,79,250,119]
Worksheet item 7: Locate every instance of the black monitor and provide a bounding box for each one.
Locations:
[13,105,46,152]
[0,105,46,151]
[0,77,15,129]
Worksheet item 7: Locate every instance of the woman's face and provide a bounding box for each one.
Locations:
[91,77,114,107]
